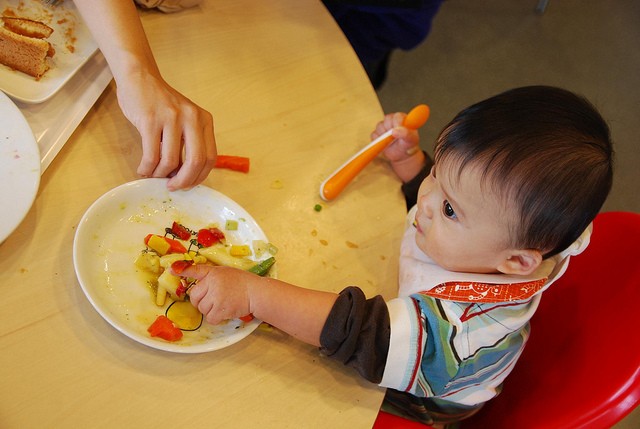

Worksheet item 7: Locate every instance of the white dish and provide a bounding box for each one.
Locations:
[0,90,40,243]
[0,0,99,104]
[73,179,273,353]
[15,51,112,173]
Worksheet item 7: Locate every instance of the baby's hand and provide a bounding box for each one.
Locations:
[170,264,253,325]
[372,112,425,183]
[371,112,421,163]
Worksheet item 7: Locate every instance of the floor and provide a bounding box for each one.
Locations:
[375,0,639,427]
[376,0,640,215]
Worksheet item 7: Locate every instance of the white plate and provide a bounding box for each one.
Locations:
[73,179,273,353]
[0,0,99,104]
[0,90,40,243]
[16,51,112,173]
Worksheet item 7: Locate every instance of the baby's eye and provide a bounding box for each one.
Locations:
[442,200,457,219]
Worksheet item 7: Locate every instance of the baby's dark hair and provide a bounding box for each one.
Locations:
[434,86,613,257]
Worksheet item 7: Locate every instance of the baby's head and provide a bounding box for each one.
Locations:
[414,86,613,275]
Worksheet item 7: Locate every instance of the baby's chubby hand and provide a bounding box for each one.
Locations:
[371,112,421,163]
[372,112,425,183]
[170,264,253,325]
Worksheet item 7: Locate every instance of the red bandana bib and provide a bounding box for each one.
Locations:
[421,278,548,303]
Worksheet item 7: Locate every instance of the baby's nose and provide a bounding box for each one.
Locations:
[418,194,434,219]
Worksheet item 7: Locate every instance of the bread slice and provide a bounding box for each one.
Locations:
[0,17,55,79]
[2,17,54,39]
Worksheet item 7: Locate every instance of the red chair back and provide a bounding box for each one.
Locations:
[463,211,640,428]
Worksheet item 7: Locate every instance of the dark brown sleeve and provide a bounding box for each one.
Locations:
[319,287,390,383]
[401,151,434,210]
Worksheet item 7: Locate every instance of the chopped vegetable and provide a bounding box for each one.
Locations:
[175,283,189,298]
[171,259,193,274]
[145,234,187,255]
[314,204,322,212]
[199,245,256,270]
[252,241,277,257]
[230,244,252,257]
[148,315,183,341]
[138,221,280,342]
[214,155,250,173]
[134,252,161,274]
[225,219,238,231]
[248,257,276,276]
[171,222,192,240]
[157,270,183,305]
[252,240,268,257]
[156,284,168,306]
[159,253,196,269]
[165,301,203,331]
[197,227,225,247]
[145,234,170,255]
[239,314,254,322]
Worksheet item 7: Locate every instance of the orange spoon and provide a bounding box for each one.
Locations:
[320,104,430,201]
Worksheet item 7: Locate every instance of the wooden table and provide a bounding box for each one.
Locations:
[0,1,406,427]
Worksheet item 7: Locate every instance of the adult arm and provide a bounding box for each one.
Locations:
[72,0,216,190]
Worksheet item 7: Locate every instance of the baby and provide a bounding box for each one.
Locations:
[171,86,613,425]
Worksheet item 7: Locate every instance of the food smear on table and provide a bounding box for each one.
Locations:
[135,220,277,342]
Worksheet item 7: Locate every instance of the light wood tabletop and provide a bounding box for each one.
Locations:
[0,1,406,427]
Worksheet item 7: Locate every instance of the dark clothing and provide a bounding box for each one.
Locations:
[320,287,390,382]
[322,0,444,87]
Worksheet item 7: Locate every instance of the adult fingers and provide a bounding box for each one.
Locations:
[167,110,216,190]
[137,123,163,177]
[152,121,183,179]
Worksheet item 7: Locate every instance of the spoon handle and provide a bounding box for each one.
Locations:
[320,104,430,201]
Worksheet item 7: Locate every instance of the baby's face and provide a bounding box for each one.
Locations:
[413,159,518,273]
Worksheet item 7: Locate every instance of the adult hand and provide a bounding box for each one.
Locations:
[117,72,216,190]
[72,0,217,191]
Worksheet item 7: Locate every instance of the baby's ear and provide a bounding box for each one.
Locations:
[497,249,542,276]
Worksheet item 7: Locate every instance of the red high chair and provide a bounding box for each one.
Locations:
[374,212,640,429]
[464,211,640,428]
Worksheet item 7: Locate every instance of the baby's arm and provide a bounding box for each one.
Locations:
[373,112,427,183]
[172,264,338,346]
[173,265,392,383]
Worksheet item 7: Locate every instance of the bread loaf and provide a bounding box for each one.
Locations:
[0,17,55,79]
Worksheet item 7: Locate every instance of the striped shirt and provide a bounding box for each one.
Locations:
[379,206,591,405]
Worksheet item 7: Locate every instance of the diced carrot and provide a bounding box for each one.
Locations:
[147,315,183,341]
[239,314,254,322]
[214,155,250,173]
